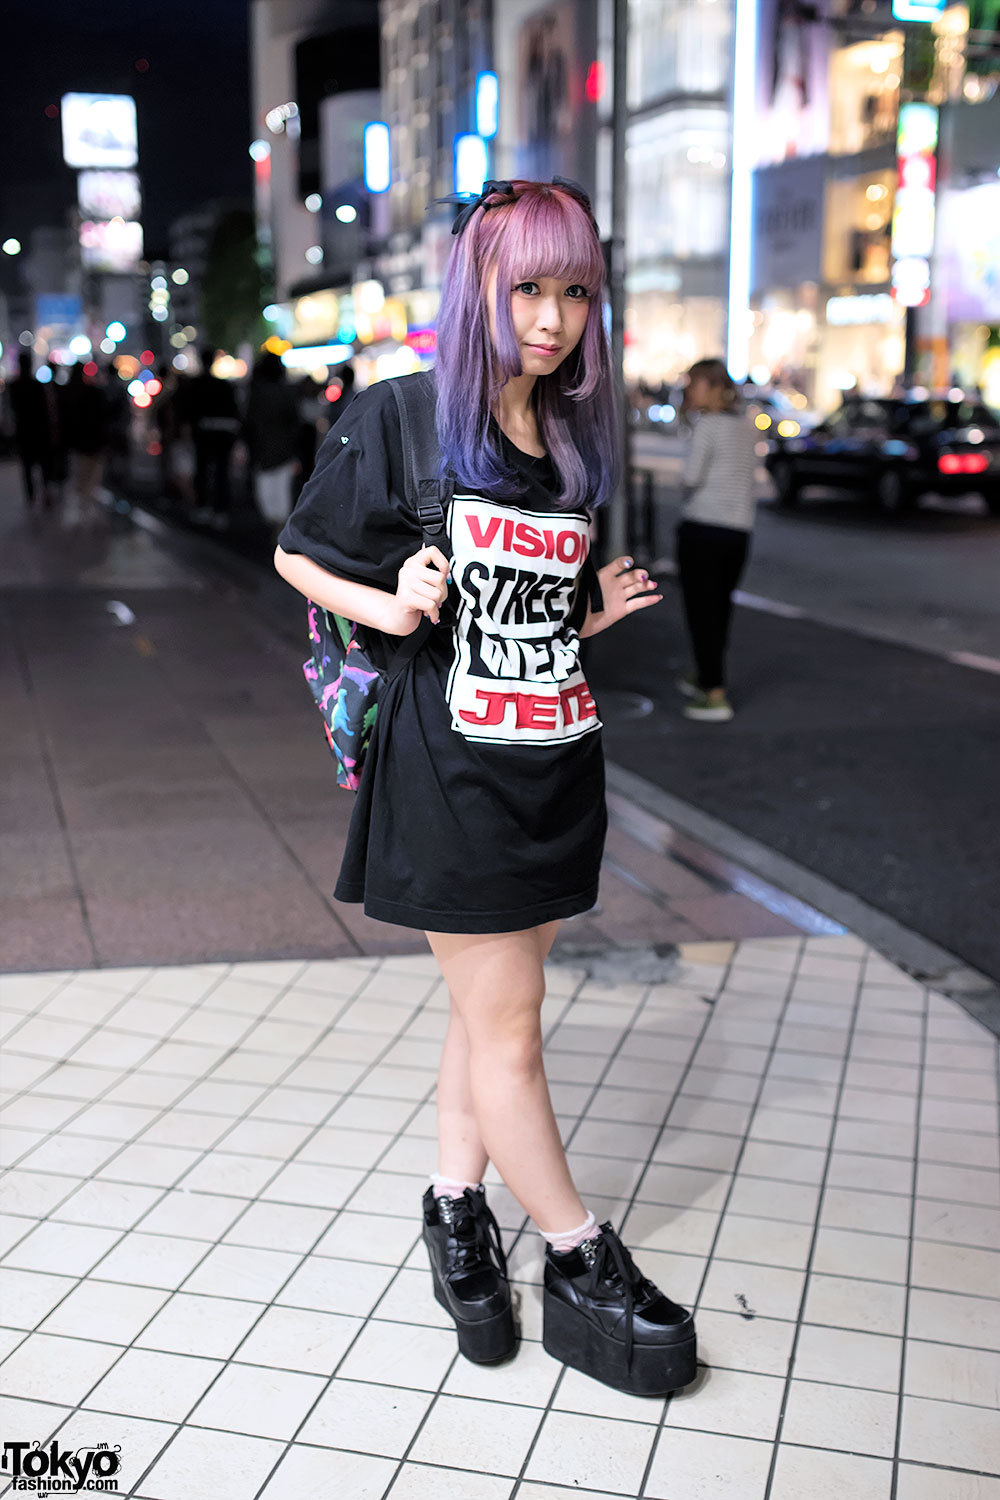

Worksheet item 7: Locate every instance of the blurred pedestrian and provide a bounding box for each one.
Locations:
[675,358,758,721]
[243,352,301,533]
[151,365,187,505]
[103,363,131,493]
[174,346,241,527]
[8,352,59,510]
[63,362,110,524]
[291,374,322,503]
[275,177,695,1399]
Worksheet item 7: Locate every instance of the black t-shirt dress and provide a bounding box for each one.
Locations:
[278,376,607,934]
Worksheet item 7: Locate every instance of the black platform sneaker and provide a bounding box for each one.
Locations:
[421,1185,518,1365]
[543,1221,697,1395]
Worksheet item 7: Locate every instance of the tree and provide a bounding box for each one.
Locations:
[200,207,267,353]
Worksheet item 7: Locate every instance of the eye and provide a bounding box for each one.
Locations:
[566,285,589,299]
[514,281,538,295]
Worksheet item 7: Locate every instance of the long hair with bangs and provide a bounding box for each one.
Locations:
[433,180,620,511]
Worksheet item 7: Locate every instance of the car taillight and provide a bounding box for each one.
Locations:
[938,451,989,475]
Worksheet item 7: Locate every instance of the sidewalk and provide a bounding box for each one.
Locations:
[2,463,998,1498]
[2,939,998,1498]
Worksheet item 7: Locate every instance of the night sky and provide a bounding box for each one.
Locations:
[3,0,251,272]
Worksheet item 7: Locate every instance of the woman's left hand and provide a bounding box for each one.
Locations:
[585,557,662,635]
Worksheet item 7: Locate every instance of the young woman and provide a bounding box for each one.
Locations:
[274,178,697,1397]
[676,359,759,722]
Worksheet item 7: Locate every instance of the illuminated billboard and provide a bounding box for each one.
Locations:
[80,219,144,273]
[939,183,1000,323]
[78,170,141,222]
[61,93,138,169]
[753,0,831,166]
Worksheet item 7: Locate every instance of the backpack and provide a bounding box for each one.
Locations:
[303,371,454,790]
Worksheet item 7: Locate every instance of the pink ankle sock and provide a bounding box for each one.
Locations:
[540,1209,598,1253]
[431,1173,482,1199]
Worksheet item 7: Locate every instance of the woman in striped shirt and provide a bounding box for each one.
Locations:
[676,359,758,721]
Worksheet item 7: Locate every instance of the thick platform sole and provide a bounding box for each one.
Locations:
[430,1259,518,1364]
[542,1287,697,1396]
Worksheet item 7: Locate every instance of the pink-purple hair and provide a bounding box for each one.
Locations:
[433,179,620,511]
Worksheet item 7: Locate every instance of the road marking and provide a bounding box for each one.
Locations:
[651,556,1000,676]
[948,650,1000,675]
[732,589,805,619]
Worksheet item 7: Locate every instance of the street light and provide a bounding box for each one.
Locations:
[2,238,21,256]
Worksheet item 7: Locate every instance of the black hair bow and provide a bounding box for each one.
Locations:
[550,175,599,233]
[435,179,516,236]
[433,176,598,236]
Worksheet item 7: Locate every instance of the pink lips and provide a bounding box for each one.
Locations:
[527,344,561,356]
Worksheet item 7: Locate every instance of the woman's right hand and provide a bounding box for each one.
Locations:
[392,544,452,631]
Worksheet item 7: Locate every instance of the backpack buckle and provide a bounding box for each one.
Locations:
[417,478,451,533]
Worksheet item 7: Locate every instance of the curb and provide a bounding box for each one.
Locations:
[605,760,1000,1039]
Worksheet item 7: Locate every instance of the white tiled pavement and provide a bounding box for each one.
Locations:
[1,936,998,1499]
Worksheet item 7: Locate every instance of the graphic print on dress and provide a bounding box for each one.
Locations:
[445,496,602,745]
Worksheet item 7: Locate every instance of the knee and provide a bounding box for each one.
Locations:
[469,994,545,1075]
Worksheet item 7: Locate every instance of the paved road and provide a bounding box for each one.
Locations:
[585,583,1000,985]
[630,430,1000,662]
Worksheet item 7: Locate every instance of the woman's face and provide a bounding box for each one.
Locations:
[484,263,590,375]
[684,374,714,411]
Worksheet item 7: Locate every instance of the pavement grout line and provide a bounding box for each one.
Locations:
[2,943,998,1495]
[8,624,100,970]
[890,980,930,1498]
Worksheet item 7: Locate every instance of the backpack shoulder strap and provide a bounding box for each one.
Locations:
[388,370,453,548]
[382,371,453,677]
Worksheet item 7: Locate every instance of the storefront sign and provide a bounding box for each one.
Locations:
[826,293,894,325]
[291,291,341,345]
[891,0,944,19]
[752,158,825,293]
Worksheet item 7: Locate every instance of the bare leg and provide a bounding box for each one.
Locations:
[426,921,586,1233]
[435,994,489,1184]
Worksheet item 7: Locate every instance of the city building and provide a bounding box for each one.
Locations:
[616,0,737,389]
[168,206,219,337]
[250,0,501,385]
[251,0,391,382]
[747,0,1000,410]
[249,0,998,403]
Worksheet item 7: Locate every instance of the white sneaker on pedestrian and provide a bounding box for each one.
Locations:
[683,691,734,722]
[675,675,698,698]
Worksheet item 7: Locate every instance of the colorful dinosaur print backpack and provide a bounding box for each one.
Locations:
[302,371,453,790]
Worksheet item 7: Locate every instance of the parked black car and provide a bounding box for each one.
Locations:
[765,394,1000,516]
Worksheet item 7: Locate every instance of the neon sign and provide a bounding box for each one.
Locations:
[891,103,938,308]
